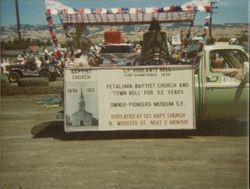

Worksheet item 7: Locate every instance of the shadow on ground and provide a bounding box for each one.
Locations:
[31,120,248,140]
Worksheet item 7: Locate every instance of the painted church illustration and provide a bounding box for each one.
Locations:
[71,89,98,126]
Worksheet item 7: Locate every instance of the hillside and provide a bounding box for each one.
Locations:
[0,23,248,45]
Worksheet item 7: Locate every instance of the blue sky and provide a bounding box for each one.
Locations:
[0,0,248,26]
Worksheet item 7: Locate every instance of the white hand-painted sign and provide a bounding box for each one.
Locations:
[64,65,196,132]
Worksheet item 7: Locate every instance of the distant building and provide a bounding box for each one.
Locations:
[71,89,95,126]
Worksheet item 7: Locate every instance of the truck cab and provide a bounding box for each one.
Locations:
[195,44,249,120]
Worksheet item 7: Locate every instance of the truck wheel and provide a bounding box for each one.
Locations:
[8,71,20,82]
[39,70,53,82]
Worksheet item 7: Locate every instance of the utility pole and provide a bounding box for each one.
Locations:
[15,0,22,43]
[209,0,218,38]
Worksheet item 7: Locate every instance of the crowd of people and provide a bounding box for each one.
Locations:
[0,40,201,75]
[1,35,246,77]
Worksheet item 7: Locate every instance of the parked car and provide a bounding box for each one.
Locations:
[6,60,60,82]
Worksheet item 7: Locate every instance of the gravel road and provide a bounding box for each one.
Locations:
[0,94,248,189]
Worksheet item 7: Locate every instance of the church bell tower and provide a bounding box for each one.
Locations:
[79,89,86,111]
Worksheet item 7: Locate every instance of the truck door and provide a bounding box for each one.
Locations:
[203,48,248,119]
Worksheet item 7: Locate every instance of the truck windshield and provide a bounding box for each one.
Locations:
[209,49,248,80]
[210,49,248,69]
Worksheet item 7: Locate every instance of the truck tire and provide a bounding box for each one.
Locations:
[17,77,49,87]
[39,70,54,82]
[8,71,20,82]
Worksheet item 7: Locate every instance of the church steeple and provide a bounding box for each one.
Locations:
[79,89,85,110]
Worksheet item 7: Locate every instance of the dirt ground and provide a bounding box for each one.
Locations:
[0,94,248,189]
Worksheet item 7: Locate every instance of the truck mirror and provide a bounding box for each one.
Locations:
[207,75,219,82]
[243,62,249,80]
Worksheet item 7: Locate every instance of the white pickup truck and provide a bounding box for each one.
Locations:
[62,44,248,132]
